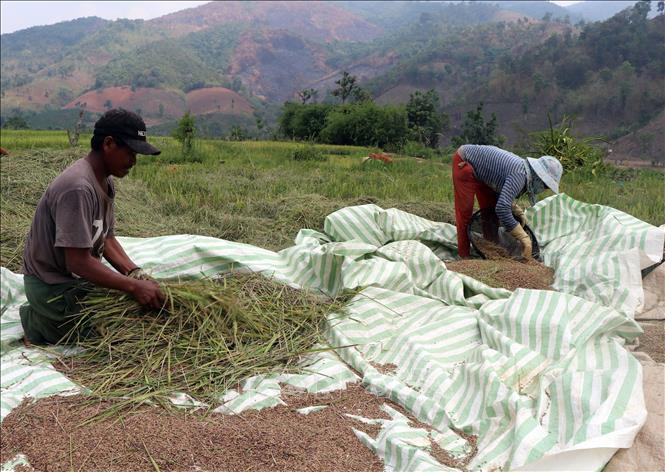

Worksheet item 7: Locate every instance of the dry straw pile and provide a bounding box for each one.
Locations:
[57,273,348,412]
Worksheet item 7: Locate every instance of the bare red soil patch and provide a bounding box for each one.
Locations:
[185,87,253,116]
[64,86,186,117]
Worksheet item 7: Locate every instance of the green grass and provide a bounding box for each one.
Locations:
[1,129,87,150]
[1,130,663,272]
[123,139,457,253]
[562,168,665,226]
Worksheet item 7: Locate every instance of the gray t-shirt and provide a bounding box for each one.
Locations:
[22,158,115,284]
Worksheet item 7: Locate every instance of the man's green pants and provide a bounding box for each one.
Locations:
[19,275,94,344]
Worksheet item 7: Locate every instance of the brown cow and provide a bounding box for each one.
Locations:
[0,147,9,156]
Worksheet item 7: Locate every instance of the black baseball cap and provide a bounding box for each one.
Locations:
[93,108,161,155]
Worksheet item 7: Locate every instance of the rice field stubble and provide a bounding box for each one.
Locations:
[1,131,663,273]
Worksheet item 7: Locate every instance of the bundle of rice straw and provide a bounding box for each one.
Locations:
[58,272,349,410]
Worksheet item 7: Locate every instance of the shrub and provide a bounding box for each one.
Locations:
[292,145,327,162]
[278,103,332,141]
[320,102,408,148]
[402,140,439,159]
[172,112,196,157]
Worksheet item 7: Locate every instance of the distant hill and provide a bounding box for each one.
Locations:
[566,1,638,22]
[1,0,663,163]
[494,1,581,22]
[0,16,108,72]
[606,110,665,168]
[149,0,382,42]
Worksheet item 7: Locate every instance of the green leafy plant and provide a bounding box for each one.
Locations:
[171,112,196,158]
[530,114,606,173]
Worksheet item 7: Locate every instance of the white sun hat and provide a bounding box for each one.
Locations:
[527,155,563,193]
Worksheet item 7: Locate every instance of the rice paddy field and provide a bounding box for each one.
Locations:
[1,129,664,273]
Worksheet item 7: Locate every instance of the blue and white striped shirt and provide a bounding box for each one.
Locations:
[459,144,527,231]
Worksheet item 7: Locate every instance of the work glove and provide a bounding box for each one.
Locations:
[512,202,527,227]
[509,224,532,261]
[127,267,154,281]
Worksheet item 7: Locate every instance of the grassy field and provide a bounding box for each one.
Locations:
[1,129,664,272]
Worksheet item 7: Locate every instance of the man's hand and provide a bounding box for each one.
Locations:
[129,279,165,310]
[127,267,154,281]
[64,248,165,309]
[512,202,527,227]
[509,224,532,260]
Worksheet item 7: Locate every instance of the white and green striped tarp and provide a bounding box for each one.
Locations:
[2,194,663,471]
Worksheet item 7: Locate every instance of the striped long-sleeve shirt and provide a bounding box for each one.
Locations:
[459,144,527,231]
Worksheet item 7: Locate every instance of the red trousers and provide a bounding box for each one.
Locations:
[452,152,497,258]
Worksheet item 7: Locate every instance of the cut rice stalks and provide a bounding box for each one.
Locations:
[54,272,350,411]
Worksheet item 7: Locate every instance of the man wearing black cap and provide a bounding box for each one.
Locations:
[19,108,165,345]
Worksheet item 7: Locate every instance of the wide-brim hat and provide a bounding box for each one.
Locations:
[527,156,562,193]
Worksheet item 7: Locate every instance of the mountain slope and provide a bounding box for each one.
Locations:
[0,17,108,89]
[149,0,382,42]
[227,29,333,102]
[1,0,663,155]
[607,110,665,167]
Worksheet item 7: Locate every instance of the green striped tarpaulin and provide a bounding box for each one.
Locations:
[2,194,663,471]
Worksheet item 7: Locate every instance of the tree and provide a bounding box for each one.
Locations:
[521,94,529,117]
[631,0,651,23]
[451,103,505,147]
[67,107,86,147]
[230,77,243,92]
[331,71,358,104]
[57,88,74,105]
[406,89,448,147]
[297,88,318,104]
[228,126,249,141]
[2,115,29,130]
[278,102,332,141]
[616,61,637,111]
[351,87,372,103]
[254,112,265,135]
[172,111,196,156]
